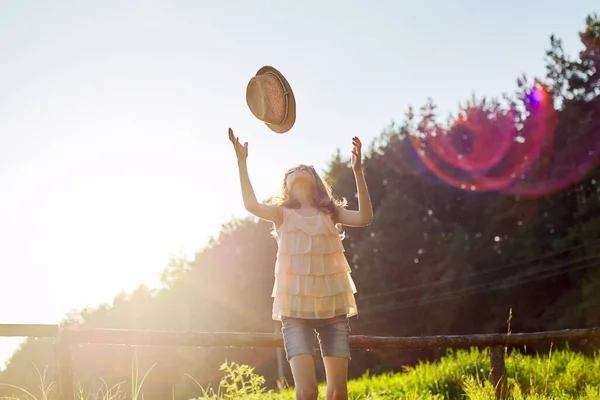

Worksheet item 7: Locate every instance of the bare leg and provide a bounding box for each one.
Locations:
[323,356,349,400]
[289,354,319,400]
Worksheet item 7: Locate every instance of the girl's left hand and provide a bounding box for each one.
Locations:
[351,136,363,172]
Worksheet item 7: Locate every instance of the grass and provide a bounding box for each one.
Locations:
[1,348,599,399]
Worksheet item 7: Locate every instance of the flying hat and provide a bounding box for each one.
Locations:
[246,66,296,134]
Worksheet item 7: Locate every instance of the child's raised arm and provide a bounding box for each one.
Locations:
[228,128,283,226]
[337,136,374,227]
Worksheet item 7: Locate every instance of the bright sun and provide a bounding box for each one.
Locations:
[0,90,248,365]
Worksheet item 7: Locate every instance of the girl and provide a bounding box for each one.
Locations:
[228,128,373,400]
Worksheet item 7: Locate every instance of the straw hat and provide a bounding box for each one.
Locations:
[246,66,296,134]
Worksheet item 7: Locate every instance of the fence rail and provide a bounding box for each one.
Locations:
[2,324,600,400]
[0,324,58,337]
[59,326,600,348]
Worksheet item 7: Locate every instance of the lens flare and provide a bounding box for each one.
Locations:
[405,83,600,197]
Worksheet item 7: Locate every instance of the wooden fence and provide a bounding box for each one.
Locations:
[2,324,600,400]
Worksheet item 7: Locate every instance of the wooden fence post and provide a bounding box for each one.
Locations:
[489,345,507,399]
[55,332,75,400]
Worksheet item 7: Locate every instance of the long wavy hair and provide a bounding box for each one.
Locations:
[268,164,347,235]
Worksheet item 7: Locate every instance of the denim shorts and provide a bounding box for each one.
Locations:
[281,315,351,361]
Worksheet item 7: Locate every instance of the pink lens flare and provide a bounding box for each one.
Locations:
[404,83,600,197]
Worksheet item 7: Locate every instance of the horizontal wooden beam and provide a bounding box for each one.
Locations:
[0,324,59,338]
[61,330,282,347]
[2,324,598,350]
[351,328,600,349]
[58,327,600,350]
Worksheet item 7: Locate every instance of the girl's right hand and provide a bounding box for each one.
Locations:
[228,128,248,162]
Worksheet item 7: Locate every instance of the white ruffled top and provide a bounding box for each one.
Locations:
[271,207,358,320]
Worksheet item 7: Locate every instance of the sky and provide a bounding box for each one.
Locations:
[0,0,597,366]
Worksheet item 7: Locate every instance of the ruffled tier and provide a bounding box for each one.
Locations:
[279,209,341,236]
[272,271,357,297]
[272,292,358,320]
[278,230,345,255]
[275,252,351,276]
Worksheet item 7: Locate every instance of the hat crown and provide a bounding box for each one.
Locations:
[246,66,296,134]
[246,72,288,125]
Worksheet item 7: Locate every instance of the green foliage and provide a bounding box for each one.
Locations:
[192,349,600,400]
[188,361,267,400]
[3,350,600,399]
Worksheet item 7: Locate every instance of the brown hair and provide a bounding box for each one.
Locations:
[268,164,347,234]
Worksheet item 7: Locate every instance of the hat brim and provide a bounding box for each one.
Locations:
[253,66,296,134]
